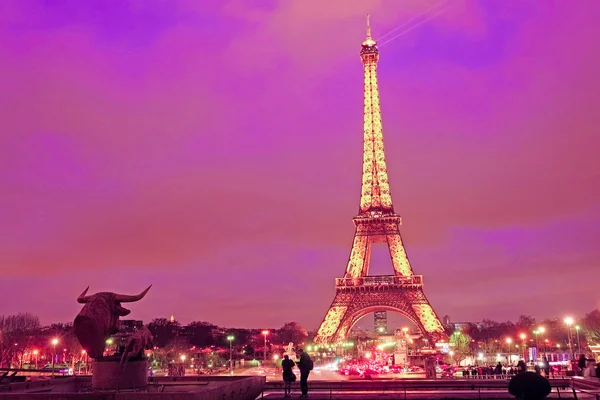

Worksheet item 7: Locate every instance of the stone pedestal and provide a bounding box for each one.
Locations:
[92,357,148,390]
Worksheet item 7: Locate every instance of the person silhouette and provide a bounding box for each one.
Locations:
[296,349,313,398]
[281,355,296,398]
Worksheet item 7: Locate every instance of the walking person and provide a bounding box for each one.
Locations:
[296,349,313,398]
[281,355,296,398]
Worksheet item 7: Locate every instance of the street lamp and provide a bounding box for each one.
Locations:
[533,330,540,361]
[262,330,269,364]
[564,317,574,362]
[227,335,234,375]
[506,338,512,365]
[575,326,581,358]
[180,355,186,363]
[539,327,546,357]
[81,350,86,374]
[32,350,39,369]
[449,350,454,365]
[51,338,59,378]
[520,333,527,361]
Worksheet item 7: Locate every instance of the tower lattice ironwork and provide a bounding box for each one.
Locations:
[314,15,447,345]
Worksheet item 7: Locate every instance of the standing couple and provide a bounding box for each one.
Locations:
[282,348,313,398]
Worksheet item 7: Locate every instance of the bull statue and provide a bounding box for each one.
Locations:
[74,285,151,359]
[119,326,154,369]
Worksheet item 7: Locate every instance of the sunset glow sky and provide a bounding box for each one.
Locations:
[1,0,599,330]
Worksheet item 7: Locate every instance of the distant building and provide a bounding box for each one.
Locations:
[374,311,388,334]
[452,322,482,331]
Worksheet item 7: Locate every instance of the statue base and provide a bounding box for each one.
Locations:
[92,357,148,390]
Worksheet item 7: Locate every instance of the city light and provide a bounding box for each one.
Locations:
[520,333,526,340]
[261,331,269,363]
[51,338,59,346]
[506,338,512,344]
[180,355,186,362]
[106,338,114,345]
[227,335,234,375]
[539,326,545,333]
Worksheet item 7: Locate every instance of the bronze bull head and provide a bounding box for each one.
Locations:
[73,286,151,359]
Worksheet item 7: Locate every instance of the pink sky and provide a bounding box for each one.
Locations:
[1,0,599,329]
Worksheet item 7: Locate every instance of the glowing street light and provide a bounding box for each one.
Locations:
[538,327,546,357]
[575,326,581,358]
[32,350,39,369]
[262,330,269,363]
[227,335,235,375]
[506,338,512,365]
[180,355,186,362]
[564,317,574,361]
[51,338,59,378]
[519,333,527,361]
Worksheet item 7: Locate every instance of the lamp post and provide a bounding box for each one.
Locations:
[262,330,269,364]
[506,338,512,365]
[32,350,39,370]
[520,333,527,361]
[533,330,539,361]
[539,327,546,357]
[575,326,581,358]
[51,338,58,378]
[564,317,574,362]
[80,350,86,375]
[227,335,234,375]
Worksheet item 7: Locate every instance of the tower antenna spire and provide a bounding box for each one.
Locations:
[366,13,372,40]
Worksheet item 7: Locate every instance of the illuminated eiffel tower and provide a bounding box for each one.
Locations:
[314,15,447,345]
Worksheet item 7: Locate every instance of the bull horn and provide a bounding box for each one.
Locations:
[114,285,152,303]
[77,286,91,303]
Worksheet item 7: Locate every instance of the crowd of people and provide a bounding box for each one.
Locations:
[460,354,600,379]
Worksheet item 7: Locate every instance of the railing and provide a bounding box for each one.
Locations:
[336,275,423,287]
[261,378,573,399]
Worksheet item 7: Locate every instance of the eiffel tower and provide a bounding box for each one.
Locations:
[314,15,447,345]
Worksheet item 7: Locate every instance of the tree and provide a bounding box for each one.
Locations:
[148,318,180,348]
[516,315,536,331]
[449,331,472,366]
[0,313,41,368]
[277,322,308,346]
[184,321,216,348]
[479,338,503,358]
[582,309,600,345]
